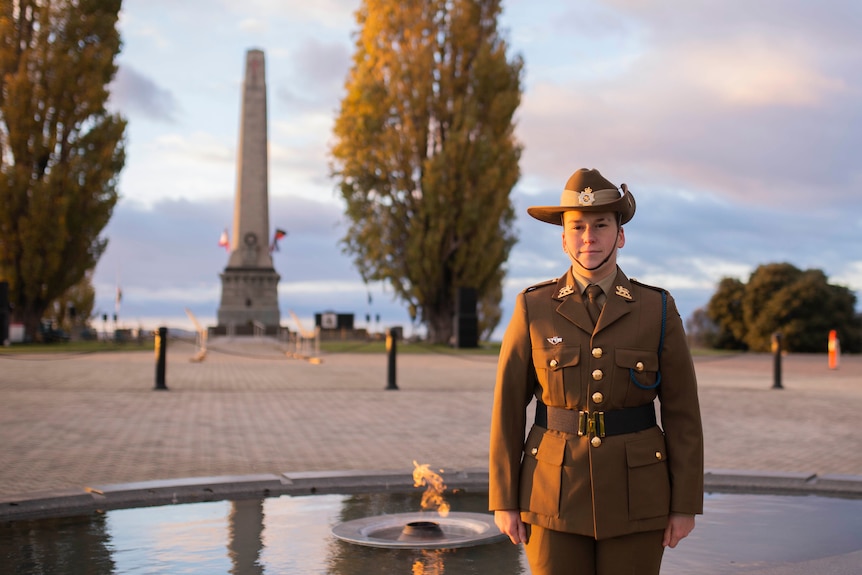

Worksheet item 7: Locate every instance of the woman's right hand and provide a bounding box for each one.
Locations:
[494,509,528,544]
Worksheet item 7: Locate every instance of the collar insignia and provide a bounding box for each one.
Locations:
[615,285,632,300]
[547,336,563,345]
[557,284,574,298]
[578,187,595,206]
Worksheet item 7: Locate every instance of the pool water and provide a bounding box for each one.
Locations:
[3,490,862,574]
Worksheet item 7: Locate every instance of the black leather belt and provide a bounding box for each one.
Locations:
[534,402,656,437]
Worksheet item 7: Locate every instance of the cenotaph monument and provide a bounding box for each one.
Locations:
[216,49,281,334]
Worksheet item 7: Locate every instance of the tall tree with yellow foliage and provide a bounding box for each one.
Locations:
[331,0,523,343]
[0,0,125,340]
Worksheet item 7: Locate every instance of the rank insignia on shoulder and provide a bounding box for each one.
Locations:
[615,285,632,300]
[525,278,557,293]
[557,285,574,298]
[547,336,563,345]
[630,278,665,294]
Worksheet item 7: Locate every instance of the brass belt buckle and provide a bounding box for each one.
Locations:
[595,412,606,437]
[580,411,606,437]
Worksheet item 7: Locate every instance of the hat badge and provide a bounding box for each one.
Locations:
[578,187,595,206]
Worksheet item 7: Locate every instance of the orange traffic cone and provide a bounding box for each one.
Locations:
[828,330,840,370]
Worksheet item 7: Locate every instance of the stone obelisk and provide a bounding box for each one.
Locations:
[216,49,280,333]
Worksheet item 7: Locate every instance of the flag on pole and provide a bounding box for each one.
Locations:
[218,228,230,251]
[115,285,122,317]
[270,228,288,252]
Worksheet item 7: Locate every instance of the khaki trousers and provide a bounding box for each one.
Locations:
[524,524,665,575]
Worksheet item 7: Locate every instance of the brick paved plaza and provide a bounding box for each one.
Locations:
[1,340,860,500]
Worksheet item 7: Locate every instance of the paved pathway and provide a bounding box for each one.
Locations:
[2,339,860,499]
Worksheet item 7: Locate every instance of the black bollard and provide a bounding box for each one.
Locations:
[385,327,398,390]
[771,332,783,389]
[154,326,169,391]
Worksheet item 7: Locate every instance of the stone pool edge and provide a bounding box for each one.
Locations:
[2,468,861,522]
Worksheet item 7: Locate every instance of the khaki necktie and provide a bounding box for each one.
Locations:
[585,284,603,327]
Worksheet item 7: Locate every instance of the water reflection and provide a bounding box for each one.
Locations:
[662,492,862,574]
[1,513,115,575]
[228,500,264,575]
[2,491,861,574]
[300,491,522,574]
[108,498,232,573]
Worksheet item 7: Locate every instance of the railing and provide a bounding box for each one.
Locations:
[284,326,320,358]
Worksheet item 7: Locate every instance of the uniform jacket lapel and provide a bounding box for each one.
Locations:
[594,270,635,333]
[552,273,594,334]
[553,268,636,334]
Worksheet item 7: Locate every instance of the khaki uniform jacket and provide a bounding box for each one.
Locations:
[489,267,704,540]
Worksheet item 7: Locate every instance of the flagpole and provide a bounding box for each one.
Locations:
[114,267,121,336]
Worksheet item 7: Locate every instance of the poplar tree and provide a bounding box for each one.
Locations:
[331,0,523,343]
[0,0,126,340]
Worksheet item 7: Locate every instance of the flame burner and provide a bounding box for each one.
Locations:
[332,512,506,549]
[400,521,444,540]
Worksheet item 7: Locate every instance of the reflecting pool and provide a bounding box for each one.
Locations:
[3,490,862,574]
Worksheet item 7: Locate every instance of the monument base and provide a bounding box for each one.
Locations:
[216,267,281,333]
[209,324,282,337]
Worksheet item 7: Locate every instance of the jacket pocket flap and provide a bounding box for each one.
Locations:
[533,433,566,465]
[533,345,580,371]
[626,438,666,468]
[615,348,658,372]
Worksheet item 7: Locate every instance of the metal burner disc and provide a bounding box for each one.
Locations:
[332,511,507,549]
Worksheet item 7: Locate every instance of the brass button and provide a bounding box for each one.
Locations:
[655,451,662,460]
[531,447,539,456]
[592,369,603,381]
[635,361,644,372]
[591,347,603,358]
[590,437,602,448]
[591,391,604,404]
[550,359,558,368]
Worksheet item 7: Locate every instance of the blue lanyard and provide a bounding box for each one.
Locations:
[630,291,666,390]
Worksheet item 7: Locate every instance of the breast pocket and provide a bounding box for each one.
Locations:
[616,348,660,401]
[532,345,580,405]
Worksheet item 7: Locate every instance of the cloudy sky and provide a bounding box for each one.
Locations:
[96,0,862,340]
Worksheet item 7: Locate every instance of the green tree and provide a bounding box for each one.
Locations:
[50,270,95,332]
[705,277,747,350]
[478,269,503,341]
[706,263,861,353]
[742,262,801,351]
[0,0,126,340]
[330,0,523,344]
[825,286,862,354]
